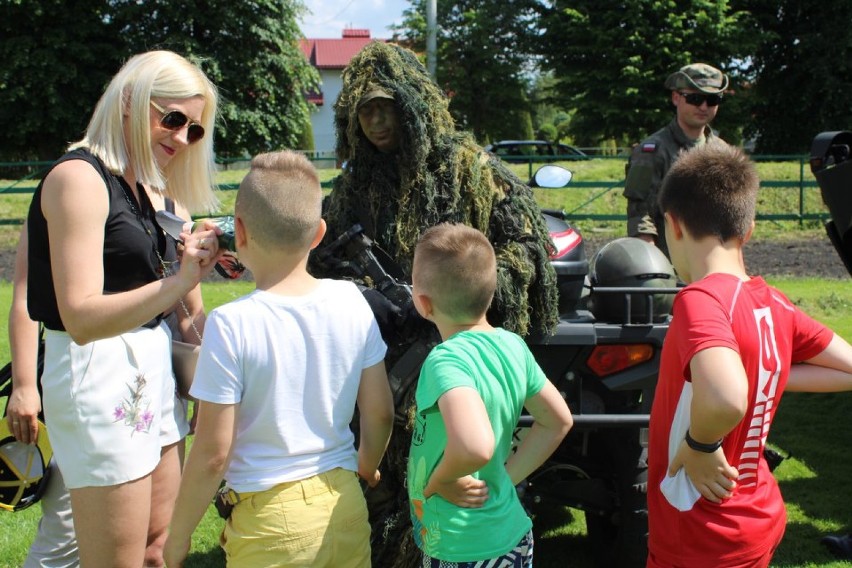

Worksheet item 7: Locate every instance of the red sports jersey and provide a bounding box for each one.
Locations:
[648,273,833,567]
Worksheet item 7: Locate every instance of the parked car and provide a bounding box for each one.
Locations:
[483,140,588,162]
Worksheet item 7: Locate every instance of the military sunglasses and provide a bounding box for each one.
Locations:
[149,100,205,144]
[677,91,723,107]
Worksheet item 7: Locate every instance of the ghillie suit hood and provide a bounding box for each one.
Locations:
[323,41,558,337]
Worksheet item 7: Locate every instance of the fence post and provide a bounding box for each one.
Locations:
[799,156,806,227]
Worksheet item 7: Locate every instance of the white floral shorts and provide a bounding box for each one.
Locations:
[42,323,177,489]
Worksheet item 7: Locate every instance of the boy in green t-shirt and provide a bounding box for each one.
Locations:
[407,223,573,565]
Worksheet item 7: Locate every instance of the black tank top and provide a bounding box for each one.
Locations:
[27,148,175,331]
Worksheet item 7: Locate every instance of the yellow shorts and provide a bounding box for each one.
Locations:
[220,467,371,567]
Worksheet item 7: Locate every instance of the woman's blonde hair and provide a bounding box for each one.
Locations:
[69,50,219,213]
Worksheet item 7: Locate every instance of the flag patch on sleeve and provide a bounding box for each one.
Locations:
[641,143,657,153]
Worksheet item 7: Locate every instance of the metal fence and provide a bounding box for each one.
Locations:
[0,153,826,226]
[492,153,823,224]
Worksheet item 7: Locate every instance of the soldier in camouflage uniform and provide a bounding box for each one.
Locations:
[623,63,729,257]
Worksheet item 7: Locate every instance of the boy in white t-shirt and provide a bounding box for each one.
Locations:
[164,150,394,567]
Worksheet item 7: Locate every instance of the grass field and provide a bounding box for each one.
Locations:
[2,277,852,567]
[1,157,851,566]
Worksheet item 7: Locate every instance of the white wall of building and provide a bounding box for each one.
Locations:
[310,69,345,159]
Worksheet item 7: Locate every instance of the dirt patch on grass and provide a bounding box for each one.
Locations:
[0,232,847,283]
[580,231,849,280]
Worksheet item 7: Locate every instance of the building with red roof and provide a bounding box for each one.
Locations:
[300,29,384,157]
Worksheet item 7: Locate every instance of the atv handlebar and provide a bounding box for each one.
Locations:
[517,414,650,428]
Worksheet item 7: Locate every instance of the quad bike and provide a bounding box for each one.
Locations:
[312,165,680,567]
[810,131,852,561]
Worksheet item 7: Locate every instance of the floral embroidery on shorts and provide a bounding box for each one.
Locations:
[113,373,153,435]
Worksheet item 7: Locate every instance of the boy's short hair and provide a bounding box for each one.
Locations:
[658,144,758,241]
[236,150,322,251]
[413,224,496,321]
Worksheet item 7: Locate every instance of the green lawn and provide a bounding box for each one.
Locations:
[3,277,852,566]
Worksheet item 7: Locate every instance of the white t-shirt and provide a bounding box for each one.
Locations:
[190,279,387,493]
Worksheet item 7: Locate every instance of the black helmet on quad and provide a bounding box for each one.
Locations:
[588,237,677,323]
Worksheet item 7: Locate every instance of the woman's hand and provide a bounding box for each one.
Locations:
[178,221,224,287]
[6,385,41,445]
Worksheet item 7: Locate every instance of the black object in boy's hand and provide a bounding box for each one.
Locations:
[214,486,234,519]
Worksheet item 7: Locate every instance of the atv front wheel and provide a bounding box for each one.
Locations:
[584,431,649,567]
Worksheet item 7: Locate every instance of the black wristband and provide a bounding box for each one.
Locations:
[685,430,723,453]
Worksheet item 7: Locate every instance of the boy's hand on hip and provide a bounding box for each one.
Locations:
[669,439,738,503]
[425,475,489,508]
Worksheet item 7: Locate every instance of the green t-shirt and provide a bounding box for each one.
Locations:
[407,328,547,561]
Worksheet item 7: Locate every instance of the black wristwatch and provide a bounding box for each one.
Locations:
[685,430,723,453]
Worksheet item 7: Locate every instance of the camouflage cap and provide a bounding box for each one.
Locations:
[357,85,394,109]
[664,63,729,94]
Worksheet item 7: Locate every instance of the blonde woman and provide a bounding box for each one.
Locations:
[25,50,221,567]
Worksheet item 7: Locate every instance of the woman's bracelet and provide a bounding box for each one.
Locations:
[684,430,723,453]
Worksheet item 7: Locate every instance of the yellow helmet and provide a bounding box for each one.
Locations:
[0,418,53,512]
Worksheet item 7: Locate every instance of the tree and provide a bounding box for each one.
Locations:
[395,0,541,143]
[537,122,557,141]
[112,0,319,158]
[0,0,123,161]
[295,120,315,152]
[536,0,754,146]
[741,0,852,154]
[0,0,318,161]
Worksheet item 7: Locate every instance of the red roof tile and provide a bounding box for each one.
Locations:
[299,38,375,69]
[299,30,386,69]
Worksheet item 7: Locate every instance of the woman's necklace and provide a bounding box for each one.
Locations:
[117,178,202,342]
[117,178,165,274]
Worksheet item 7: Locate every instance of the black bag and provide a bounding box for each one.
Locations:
[0,334,45,420]
[0,361,11,402]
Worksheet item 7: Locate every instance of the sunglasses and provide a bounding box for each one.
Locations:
[149,100,205,144]
[678,91,723,107]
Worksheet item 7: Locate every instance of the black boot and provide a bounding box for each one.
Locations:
[821,533,852,560]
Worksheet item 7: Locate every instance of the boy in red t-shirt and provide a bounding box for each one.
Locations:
[647,144,852,568]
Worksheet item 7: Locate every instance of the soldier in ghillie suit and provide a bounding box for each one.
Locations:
[309,41,559,567]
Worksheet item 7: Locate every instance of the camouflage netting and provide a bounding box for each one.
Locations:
[309,41,558,567]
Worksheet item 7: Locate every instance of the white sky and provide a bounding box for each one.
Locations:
[299,0,409,39]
